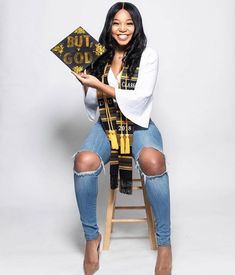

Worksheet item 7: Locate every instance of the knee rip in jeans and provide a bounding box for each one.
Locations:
[136,160,168,182]
[135,147,168,182]
[72,150,105,177]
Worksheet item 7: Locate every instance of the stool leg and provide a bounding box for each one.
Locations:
[103,188,116,250]
[111,198,116,233]
[142,178,158,250]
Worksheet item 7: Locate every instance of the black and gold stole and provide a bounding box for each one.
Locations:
[97,64,140,195]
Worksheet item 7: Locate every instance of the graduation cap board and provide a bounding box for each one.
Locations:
[50,26,106,73]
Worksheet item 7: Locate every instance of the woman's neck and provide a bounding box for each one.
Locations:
[114,49,126,60]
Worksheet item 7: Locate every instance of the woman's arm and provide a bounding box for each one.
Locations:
[71,71,116,98]
[114,47,159,128]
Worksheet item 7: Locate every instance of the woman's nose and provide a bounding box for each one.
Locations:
[119,23,127,32]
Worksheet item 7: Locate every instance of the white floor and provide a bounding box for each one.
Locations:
[1,163,235,275]
[0,207,234,275]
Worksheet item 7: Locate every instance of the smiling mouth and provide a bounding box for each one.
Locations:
[117,34,129,41]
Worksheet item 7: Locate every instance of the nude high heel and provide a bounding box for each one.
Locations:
[83,233,102,275]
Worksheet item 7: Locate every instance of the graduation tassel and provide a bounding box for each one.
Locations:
[125,133,130,154]
[120,133,125,154]
[109,130,119,150]
[120,112,125,154]
[124,118,130,154]
[103,92,119,150]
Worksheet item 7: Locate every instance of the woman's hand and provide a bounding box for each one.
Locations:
[71,70,100,89]
[71,69,115,98]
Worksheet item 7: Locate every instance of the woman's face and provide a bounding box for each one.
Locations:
[111,9,135,48]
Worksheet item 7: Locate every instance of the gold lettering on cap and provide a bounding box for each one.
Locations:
[67,36,74,47]
[63,52,73,64]
[74,52,84,64]
[67,35,90,48]
[84,35,90,47]
[74,36,83,47]
[84,52,92,63]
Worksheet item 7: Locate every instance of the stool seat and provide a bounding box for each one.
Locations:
[102,177,158,250]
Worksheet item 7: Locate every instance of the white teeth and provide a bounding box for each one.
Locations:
[118,34,128,40]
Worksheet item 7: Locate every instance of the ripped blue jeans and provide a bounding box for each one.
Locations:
[73,119,171,246]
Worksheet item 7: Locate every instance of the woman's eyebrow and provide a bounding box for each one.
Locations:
[113,18,133,22]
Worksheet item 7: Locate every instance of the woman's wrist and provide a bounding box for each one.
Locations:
[96,81,115,98]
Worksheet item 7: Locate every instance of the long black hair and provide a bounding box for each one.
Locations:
[89,2,147,79]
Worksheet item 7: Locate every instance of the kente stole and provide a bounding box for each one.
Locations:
[97,63,140,195]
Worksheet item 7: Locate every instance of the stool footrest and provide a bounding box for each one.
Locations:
[118,179,142,182]
[112,218,147,223]
[132,186,143,190]
[115,206,145,210]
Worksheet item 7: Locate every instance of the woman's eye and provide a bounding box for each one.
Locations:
[112,22,119,25]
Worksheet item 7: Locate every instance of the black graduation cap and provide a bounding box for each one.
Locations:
[50,26,106,73]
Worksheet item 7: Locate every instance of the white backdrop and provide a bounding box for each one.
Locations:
[0,0,235,274]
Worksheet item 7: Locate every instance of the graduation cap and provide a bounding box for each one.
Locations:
[50,26,106,73]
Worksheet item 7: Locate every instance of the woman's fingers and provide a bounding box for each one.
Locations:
[71,70,88,79]
[71,71,84,85]
[71,70,80,78]
[71,70,97,89]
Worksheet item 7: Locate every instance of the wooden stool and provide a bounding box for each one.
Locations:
[103,177,158,250]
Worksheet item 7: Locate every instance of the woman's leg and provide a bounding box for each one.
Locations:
[73,121,111,274]
[137,147,171,246]
[132,120,172,275]
[73,120,111,241]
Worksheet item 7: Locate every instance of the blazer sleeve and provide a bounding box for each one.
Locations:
[115,47,159,128]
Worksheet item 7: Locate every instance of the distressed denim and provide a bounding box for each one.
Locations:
[73,119,171,245]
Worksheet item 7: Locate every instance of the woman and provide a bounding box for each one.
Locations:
[71,2,172,275]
